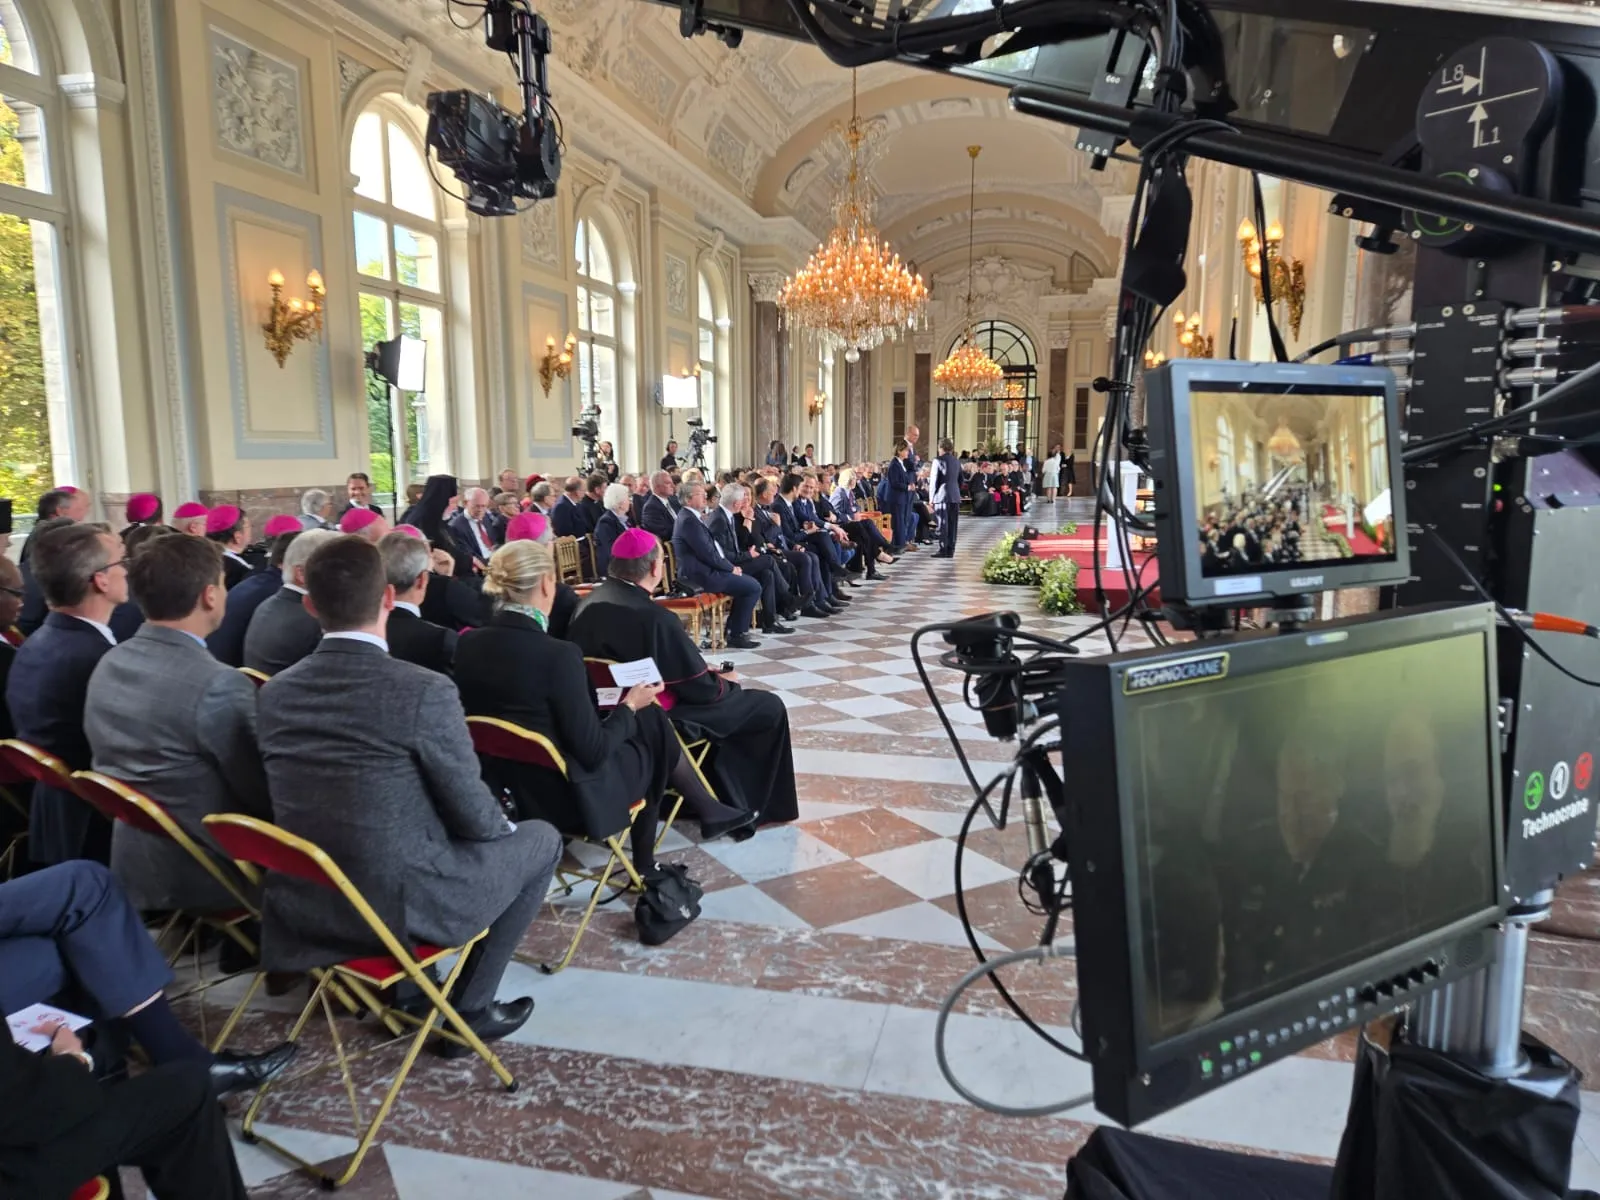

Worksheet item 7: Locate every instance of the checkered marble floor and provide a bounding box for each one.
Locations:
[144,502,1600,1200]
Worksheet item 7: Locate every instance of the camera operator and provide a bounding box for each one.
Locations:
[660,440,680,471]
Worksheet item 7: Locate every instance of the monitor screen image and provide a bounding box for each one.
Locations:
[1188,386,1397,580]
[1126,631,1498,1045]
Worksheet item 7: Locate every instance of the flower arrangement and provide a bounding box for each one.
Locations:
[1038,557,1083,615]
[980,532,1082,614]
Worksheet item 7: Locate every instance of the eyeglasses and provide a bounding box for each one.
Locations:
[90,558,127,577]
[0,586,21,599]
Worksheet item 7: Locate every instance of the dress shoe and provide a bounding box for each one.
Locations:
[727,633,762,650]
[764,622,795,634]
[433,997,535,1058]
[800,603,831,619]
[700,808,759,841]
[831,592,852,605]
[842,577,860,587]
[209,1042,297,1097]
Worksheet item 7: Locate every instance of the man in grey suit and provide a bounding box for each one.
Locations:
[257,535,559,1052]
[242,528,337,676]
[85,536,270,913]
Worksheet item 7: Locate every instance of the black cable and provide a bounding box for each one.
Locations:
[1249,171,1290,363]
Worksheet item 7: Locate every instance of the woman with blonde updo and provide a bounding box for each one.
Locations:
[454,541,754,866]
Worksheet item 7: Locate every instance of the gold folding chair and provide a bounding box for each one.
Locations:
[553,536,584,585]
[204,813,516,1190]
[466,716,646,974]
[238,667,271,687]
[0,753,29,880]
[0,740,79,876]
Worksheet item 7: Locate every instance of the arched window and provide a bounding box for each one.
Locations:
[1365,394,1386,499]
[951,320,1037,453]
[1216,414,1234,490]
[350,98,450,502]
[696,268,727,469]
[0,2,77,503]
[575,218,620,455]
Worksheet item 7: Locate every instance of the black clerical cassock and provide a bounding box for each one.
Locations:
[567,579,799,826]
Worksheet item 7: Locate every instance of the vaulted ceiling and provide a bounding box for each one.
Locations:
[360,0,1134,288]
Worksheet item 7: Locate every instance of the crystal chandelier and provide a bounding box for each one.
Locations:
[933,145,1004,399]
[778,74,927,363]
[1267,419,1303,460]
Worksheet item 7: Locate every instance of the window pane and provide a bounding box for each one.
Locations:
[387,121,435,221]
[393,225,440,291]
[350,111,386,204]
[0,7,39,74]
[584,222,614,285]
[0,92,49,192]
[398,301,446,482]
[359,292,397,496]
[0,216,71,500]
[576,284,591,334]
[588,290,615,339]
[352,211,390,279]
[698,272,713,321]
[698,325,714,364]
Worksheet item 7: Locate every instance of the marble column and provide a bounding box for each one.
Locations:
[748,272,789,455]
[912,332,933,438]
[845,351,870,464]
[1047,337,1069,450]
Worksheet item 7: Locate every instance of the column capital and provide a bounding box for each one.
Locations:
[747,271,786,303]
[58,73,126,110]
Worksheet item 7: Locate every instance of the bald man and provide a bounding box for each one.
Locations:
[446,487,496,571]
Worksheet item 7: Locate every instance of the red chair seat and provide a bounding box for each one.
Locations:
[70,1179,110,1200]
[340,943,452,988]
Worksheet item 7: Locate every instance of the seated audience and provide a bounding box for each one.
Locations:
[381,531,458,675]
[708,484,793,636]
[490,491,520,541]
[503,512,578,637]
[337,471,383,523]
[527,480,554,519]
[208,524,296,667]
[673,482,763,650]
[550,477,590,539]
[448,487,497,572]
[751,478,832,618]
[257,536,561,1051]
[569,531,798,827]
[339,505,390,542]
[298,487,333,530]
[496,468,523,499]
[0,558,20,738]
[641,472,677,540]
[579,473,607,531]
[455,541,753,861]
[593,482,632,577]
[242,528,338,676]
[170,500,208,536]
[120,493,162,538]
[6,522,127,864]
[776,474,849,605]
[402,474,472,577]
[0,862,294,1097]
[85,535,270,914]
[203,505,255,589]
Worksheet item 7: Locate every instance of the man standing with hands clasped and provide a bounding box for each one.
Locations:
[932,438,962,558]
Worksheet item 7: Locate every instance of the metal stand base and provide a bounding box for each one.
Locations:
[1405,888,1552,1078]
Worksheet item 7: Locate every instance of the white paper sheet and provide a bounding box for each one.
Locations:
[609,658,663,687]
[595,687,623,707]
[8,1003,92,1052]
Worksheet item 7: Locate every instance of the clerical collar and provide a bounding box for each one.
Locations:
[224,550,249,565]
[323,631,387,650]
[394,601,421,617]
[502,602,547,630]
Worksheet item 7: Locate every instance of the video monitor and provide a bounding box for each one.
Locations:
[1146,360,1409,608]
[1060,604,1505,1126]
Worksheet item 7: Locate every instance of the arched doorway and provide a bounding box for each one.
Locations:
[935,319,1039,459]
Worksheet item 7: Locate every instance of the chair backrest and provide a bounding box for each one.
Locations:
[238,667,271,687]
[0,739,75,791]
[72,772,259,908]
[465,716,568,777]
[582,657,617,710]
[553,536,583,585]
[204,813,419,967]
[659,542,679,594]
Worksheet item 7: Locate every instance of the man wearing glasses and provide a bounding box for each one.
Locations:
[3,523,129,865]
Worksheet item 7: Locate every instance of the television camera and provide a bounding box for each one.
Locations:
[426,0,562,217]
[571,401,602,473]
[686,418,717,470]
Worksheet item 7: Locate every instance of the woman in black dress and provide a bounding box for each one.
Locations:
[455,540,754,867]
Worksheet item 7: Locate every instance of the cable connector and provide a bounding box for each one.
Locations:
[1503,609,1600,639]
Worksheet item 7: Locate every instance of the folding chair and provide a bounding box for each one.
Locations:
[70,772,266,1051]
[70,1180,109,1200]
[659,544,728,651]
[583,658,716,852]
[238,667,271,687]
[0,742,78,876]
[203,813,516,1189]
[466,716,646,974]
[553,536,584,585]
[0,753,28,880]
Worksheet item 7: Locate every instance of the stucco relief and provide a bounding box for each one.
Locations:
[521,200,561,270]
[665,254,690,315]
[337,54,374,109]
[210,29,305,176]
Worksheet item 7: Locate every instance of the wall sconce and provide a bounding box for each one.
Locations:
[539,333,577,396]
[262,268,325,367]
[1237,218,1306,340]
[1207,452,1220,469]
[1173,310,1216,359]
[809,391,827,421]
[1143,349,1166,369]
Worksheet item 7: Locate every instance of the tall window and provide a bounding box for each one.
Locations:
[1365,394,1386,498]
[350,99,449,499]
[1215,414,1234,490]
[575,219,619,454]
[697,269,717,468]
[954,320,1037,455]
[0,4,74,504]
[1072,385,1090,453]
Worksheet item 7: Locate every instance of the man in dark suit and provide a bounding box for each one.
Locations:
[707,486,792,634]
[625,474,649,529]
[17,515,73,636]
[6,523,127,864]
[660,441,680,471]
[257,536,560,1050]
[335,471,385,523]
[446,486,497,574]
[203,504,255,589]
[776,475,848,606]
[932,437,963,558]
[381,531,458,675]
[550,477,590,539]
[569,537,798,828]
[673,483,762,650]
[207,527,295,666]
[242,528,338,676]
[85,535,271,913]
[641,471,678,541]
[592,483,632,579]
[751,478,832,617]
[579,473,607,533]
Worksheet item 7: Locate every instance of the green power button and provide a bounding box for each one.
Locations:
[1249,1050,1262,1065]
[1219,1040,1233,1054]
[1201,1058,1214,1076]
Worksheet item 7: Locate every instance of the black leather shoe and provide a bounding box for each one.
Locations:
[700,809,759,841]
[800,604,831,619]
[433,997,535,1058]
[209,1042,297,1097]
[831,592,852,605]
[727,633,762,650]
[765,623,795,634]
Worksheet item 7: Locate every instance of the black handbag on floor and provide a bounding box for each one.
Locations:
[635,861,703,946]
